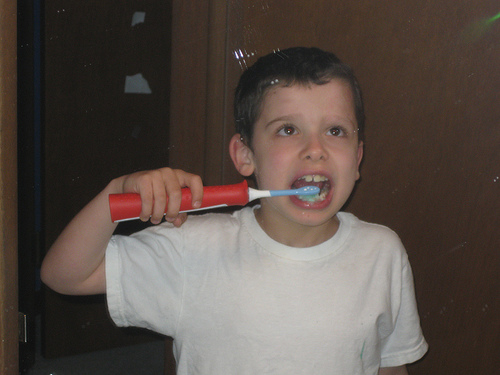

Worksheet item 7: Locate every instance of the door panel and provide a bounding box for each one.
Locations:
[0,0,18,373]
[43,0,172,358]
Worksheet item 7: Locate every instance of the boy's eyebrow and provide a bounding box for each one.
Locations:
[264,114,301,128]
[264,114,357,129]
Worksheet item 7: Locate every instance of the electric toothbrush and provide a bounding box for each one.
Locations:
[109,180,320,222]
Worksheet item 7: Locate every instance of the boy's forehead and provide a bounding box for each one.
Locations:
[260,79,355,114]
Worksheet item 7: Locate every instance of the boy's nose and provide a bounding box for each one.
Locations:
[300,135,328,161]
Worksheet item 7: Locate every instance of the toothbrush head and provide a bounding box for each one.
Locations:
[295,186,320,195]
[269,186,320,197]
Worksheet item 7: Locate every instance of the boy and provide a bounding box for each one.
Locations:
[41,47,428,374]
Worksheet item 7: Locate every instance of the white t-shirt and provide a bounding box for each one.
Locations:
[106,208,427,374]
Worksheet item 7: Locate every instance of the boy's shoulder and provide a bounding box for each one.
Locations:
[338,211,405,251]
[340,211,398,234]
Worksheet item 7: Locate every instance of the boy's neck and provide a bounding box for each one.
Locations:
[253,207,340,248]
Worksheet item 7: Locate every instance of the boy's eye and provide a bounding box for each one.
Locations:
[277,125,297,136]
[327,127,346,137]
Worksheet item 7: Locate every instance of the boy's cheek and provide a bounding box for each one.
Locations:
[255,152,289,176]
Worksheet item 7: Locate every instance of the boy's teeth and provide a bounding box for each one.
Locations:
[299,175,327,183]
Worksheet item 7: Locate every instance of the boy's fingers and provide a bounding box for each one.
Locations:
[127,168,203,224]
[163,170,203,221]
[150,173,169,224]
[133,169,173,223]
[181,173,204,208]
[137,179,155,222]
[163,169,183,222]
[172,213,188,228]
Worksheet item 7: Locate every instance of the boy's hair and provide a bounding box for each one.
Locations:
[234,47,365,145]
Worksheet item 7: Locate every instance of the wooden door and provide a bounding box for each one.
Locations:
[43,0,172,358]
[171,0,499,373]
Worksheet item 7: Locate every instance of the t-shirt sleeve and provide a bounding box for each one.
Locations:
[105,225,185,337]
[380,255,428,367]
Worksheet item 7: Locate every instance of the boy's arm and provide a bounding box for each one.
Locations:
[379,365,408,375]
[40,168,203,296]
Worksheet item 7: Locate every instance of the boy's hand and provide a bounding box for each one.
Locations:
[119,168,203,226]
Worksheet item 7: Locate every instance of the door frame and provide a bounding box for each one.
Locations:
[0,0,19,373]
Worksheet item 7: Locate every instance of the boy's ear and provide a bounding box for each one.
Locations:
[356,141,364,180]
[229,134,255,177]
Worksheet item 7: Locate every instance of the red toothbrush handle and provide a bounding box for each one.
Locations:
[109,180,249,222]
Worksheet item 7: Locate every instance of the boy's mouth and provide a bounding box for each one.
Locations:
[291,175,331,203]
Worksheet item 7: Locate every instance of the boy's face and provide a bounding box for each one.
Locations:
[241,80,363,244]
